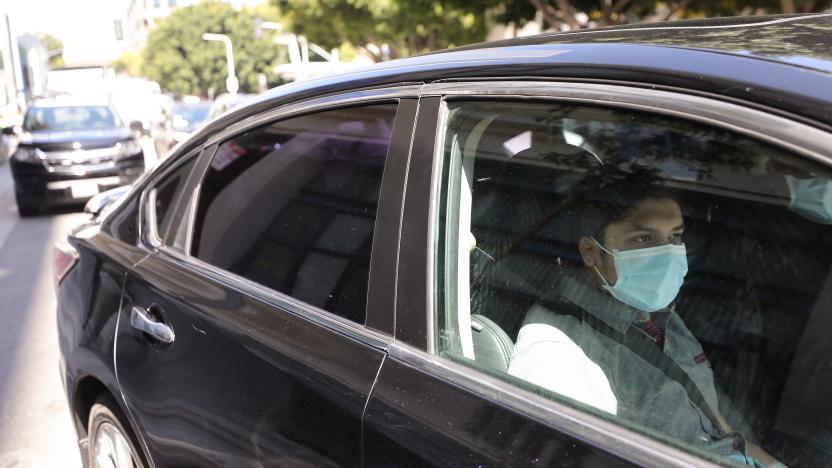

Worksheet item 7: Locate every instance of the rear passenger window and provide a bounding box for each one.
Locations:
[192,104,397,324]
[434,100,832,467]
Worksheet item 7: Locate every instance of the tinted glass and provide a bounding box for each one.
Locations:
[23,105,121,132]
[193,104,397,324]
[152,157,196,244]
[435,100,832,467]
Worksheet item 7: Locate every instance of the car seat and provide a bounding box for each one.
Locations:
[471,314,515,373]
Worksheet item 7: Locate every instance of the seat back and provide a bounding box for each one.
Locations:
[471,314,514,373]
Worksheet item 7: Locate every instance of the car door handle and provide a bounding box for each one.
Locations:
[130,306,175,343]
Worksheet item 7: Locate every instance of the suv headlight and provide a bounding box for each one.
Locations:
[117,140,143,157]
[13,146,45,163]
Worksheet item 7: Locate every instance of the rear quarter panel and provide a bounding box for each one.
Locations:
[57,196,148,444]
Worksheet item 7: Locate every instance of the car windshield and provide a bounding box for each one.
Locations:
[23,105,122,132]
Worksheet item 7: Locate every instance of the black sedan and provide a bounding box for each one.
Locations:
[8,97,145,216]
[56,14,832,468]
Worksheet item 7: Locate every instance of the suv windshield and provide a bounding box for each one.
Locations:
[173,103,210,124]
[23,105,122,132]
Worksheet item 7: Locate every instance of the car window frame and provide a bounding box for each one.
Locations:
[409,80,832,353]
[393,80,832,467]
[99,136,206,245]
[139,148,205,250]
[138,84,422,345]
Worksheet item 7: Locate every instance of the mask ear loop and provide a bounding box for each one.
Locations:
[593,265,611,287]
[591,237,614,287]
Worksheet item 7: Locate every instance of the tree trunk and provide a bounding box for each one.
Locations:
[780,0,796,13]
[427,27,436,52]
[407,35,416,56]
[611,0,633,20]
[663,0,691,21]
[528,0,564,29]
[553,0,581,29]
[601,0,613,25]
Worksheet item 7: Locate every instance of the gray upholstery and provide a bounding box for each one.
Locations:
[471,314,514,373]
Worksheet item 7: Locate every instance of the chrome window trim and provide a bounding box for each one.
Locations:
[424,100,450,355]
[421,81,832,165]
[389,341,717,468]
[138,179,159,251]
[138,152,203,251]
[205,84,423,148]
[184,195,197,254]
[183,143,217,255]
[146,188,160,246]
[155,244,392,350]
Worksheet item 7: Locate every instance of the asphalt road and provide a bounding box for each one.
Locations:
[0,138,158,468]
[0,161,85,468]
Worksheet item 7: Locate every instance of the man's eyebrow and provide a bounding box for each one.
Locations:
[627,223,686,232]
[624,225,653,232]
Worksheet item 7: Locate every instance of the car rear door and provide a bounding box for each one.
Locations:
[363,83,832,467]
[114,87,419,467]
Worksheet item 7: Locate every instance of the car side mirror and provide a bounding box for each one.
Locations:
[85,185,131,217]
[1,125,20,136]
[129,120,149,136]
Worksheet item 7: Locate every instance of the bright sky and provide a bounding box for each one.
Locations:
[7,0,128,65]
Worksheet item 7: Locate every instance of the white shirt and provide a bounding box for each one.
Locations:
[508,315,618,415]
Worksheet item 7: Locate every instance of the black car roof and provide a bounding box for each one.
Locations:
[450,13,832,74]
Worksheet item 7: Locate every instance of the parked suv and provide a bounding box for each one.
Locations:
[7,97,145,216]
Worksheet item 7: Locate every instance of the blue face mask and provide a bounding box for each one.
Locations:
[593,238,688,312]
[786,176,832,225]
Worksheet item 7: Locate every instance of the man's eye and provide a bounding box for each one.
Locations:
[633,234,651,243]
[670,232,684,243]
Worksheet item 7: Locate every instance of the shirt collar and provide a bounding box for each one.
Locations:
[556,274,643,334]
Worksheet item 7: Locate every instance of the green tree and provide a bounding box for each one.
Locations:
[510,0,832,29]
[112,50,143,76]
[37,33,64,69]
[278,0,491,58]
[142,1,282,95]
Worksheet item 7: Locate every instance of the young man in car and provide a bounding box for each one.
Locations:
[507,179,781,467]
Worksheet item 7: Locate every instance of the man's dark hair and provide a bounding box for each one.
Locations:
[571,171,681,240]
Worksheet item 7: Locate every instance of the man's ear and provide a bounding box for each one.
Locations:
[578,236,600,267]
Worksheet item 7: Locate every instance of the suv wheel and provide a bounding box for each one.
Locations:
[87,395,144,468]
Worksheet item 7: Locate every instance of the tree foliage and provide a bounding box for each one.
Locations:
[142,2,281,95]
[503,0,832,29]
[277,0,492,57]
[37,33,64,69]
[112,50,143,76]
[278,0,832,56]
[139,0,831,94]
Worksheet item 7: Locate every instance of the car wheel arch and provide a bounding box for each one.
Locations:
[73,374,151,466]
[73,375,112,437]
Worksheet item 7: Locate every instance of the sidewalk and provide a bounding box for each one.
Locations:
[0,162,18,251]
